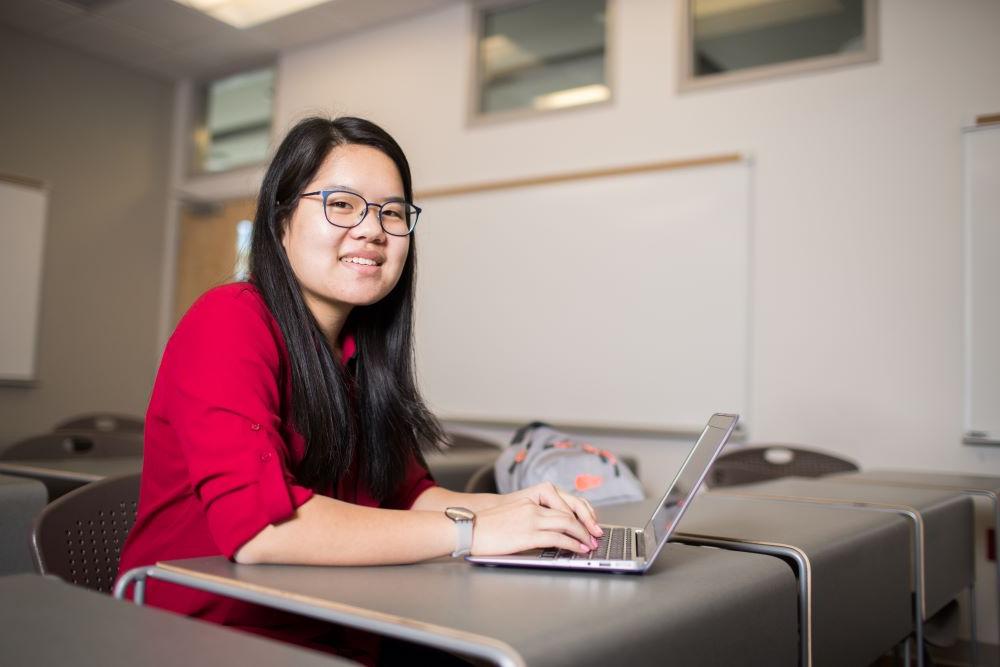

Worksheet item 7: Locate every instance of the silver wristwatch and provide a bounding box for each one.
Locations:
[445,506,475,557]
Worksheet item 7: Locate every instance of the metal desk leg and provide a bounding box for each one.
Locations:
[992,498,999,640]
[915,591,925,667]
[969,582,978,667]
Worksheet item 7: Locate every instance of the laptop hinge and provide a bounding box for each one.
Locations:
[635,531,646,560]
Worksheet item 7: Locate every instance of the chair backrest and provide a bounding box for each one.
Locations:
[31,473,141,594]
[464,455,640,494]
[464,463,499,493]
[706,445,859,489]
[54,413,144,435]
[0,431,143,460]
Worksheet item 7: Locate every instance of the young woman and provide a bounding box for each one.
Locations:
[117,116,602,663]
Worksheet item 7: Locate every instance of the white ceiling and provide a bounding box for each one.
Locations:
[0,0,460,81]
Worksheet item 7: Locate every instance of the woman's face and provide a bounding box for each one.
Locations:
[282,143,411,331]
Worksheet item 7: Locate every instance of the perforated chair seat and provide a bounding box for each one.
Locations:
[31,473,140,593]
[706,445,858,489]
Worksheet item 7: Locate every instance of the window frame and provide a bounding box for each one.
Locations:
[467,0,617,126]
[677,0,880,92]
[188,63,280,177]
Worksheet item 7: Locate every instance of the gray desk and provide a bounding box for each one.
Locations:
[0,574,358,666]
[601,494,913,667]
[117,545,799,667]
[0,456,142,498]
[713,478,975,666]
[0,474,47,574]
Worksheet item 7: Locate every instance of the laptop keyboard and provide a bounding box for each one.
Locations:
[540,526,634,561]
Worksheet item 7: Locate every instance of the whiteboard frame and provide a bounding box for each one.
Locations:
[0,173,48,387]
[962,122,1000,445]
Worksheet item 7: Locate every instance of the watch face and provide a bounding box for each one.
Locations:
[446,507,475,522]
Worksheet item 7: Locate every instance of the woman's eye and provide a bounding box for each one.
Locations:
[328,200,353,210]
[383,209,402,219]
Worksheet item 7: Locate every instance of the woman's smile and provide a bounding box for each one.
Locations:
[339,250,385,274]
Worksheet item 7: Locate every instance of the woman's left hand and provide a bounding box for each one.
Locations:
[504,482,603,539]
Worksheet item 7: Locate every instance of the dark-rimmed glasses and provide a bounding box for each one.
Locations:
[300,189,421,237]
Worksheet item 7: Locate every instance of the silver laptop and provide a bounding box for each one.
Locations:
[467,413,738,573]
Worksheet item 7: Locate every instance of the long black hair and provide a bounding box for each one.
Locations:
[248,116,444,500]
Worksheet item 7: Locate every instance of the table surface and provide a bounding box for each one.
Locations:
[717,476,982,510]
[0,574,357,666]
[149,542,799,667]
[425,447,500,466]
[0,471,47,493]
[0,456,142,482]
[831,469,1000,494]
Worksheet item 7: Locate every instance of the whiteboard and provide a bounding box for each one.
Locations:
[0,177,47,384]
[964,124,1000,443]
[414,159,751,433]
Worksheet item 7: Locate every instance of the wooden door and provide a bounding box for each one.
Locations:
[173,197,256,325]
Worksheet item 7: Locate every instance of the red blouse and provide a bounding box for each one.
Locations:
[117,282,436,660]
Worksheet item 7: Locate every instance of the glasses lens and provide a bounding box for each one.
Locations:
[324,192,365,227]
[380,202,417,236]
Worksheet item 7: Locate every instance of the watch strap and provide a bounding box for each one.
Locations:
[451,518,473,558]
[446,507,475,558]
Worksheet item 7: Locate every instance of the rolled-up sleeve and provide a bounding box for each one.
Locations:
[163,288,314,557]
[383,453,437,510]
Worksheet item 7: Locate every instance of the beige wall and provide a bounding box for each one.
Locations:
[0,25,172,446]
[0,3,990,470]
[170,0,1000,481]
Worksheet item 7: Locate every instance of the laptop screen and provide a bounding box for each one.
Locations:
[643,414,737,547]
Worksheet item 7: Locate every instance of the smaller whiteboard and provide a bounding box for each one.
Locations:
[0,177,47,384]
[964,124,1000,443]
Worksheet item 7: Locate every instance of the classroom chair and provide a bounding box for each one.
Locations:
[0,431,143,460]
[54,413,144,435]
[426,432,503,492]
[706,445,858,488]
[31,473,140,594]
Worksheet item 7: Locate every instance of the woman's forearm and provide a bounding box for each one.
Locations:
[234,494,458,566]
[234,484,602,566]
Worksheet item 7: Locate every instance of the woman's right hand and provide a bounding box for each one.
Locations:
[470,499,598,557]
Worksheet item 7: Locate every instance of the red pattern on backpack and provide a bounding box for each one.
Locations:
[575,474,604,492]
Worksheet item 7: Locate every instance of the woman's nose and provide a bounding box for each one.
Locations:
[351,204,386,241]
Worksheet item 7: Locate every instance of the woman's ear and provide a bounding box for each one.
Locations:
[277,213,291,252]
[278,222,288,255]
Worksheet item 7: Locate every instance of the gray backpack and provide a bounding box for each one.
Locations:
[494,422,645,507]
